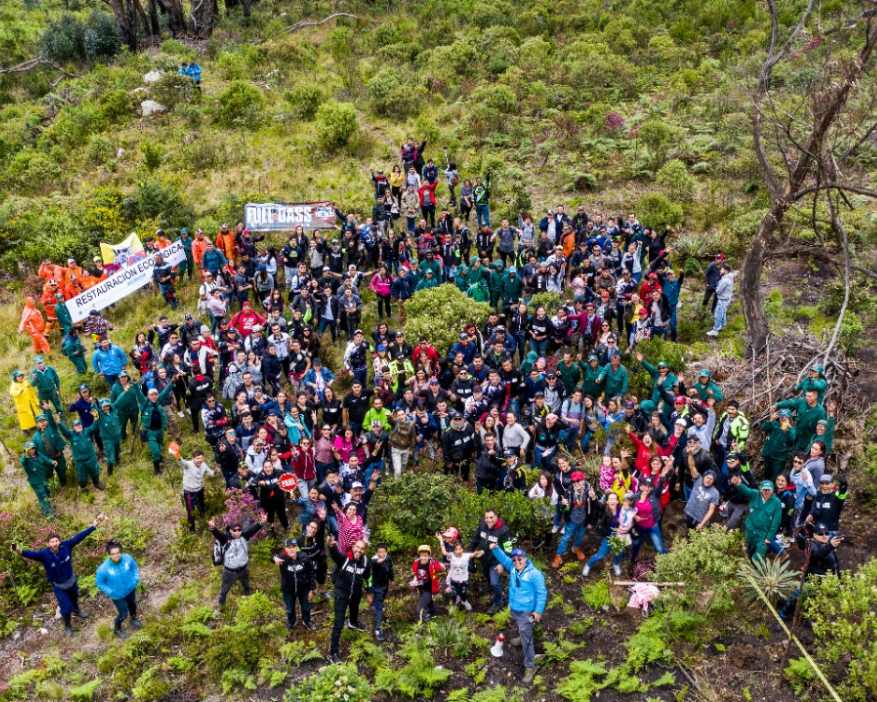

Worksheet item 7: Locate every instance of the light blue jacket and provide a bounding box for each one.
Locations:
[92,345,128,376]
[95,554,140,600]
[491,546,548,615]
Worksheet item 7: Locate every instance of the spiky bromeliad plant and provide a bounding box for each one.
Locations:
[737,556,799,603]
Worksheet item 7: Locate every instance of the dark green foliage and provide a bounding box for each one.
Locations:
[39,12,120,63]
[285,84,323,120]
[637,192,684,230]
[213,81,266,129]
[122,180,195,228]
[315,100,358,151]
[366,67,423,117]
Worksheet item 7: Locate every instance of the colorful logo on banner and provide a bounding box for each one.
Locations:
[100,232,146,268]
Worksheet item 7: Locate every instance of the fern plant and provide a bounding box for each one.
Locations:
[374,635,452,699]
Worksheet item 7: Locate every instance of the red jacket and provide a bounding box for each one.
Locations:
[411,557,445,594]
[229,302,266,337]
[291,446,316,481]
[628,431,678,474]
[418,181,438,207]
[412,343,439,369]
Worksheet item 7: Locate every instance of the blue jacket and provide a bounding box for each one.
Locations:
[21,526,95,585]
[96,553,140,600]
[202,248,227,274]
[92,345,128,376]
[491,546,548,615]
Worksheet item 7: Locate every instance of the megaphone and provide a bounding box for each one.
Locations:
[490,633,505,658]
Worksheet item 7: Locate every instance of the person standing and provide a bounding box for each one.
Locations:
[327,536,371,663]
[33,409,69,486]
[110,370,142,442]
[14,515,106,634]
[489,545,547,684]
[95,540,141,638]
[96,398,123,476]
[702,253,725,311]
[9,368,40,433]
[411,544,444,623]
[140,382,175,474]
[30,356,63,413]
[273,539,315,630]
[179,450,216,531]
[61,329,88,375]
[19,441,55,517]
[730,476,782,560]
[58,415,104,491]
[209,513,267,608]
[706,264,734,337]
[469,509,513,614]
[367,544,394,642]
[92,338,128,389]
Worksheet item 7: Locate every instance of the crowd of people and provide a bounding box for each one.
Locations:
[10,138,846,680]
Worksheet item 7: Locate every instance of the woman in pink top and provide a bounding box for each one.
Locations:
[333,502,366,552]
[630,475,669,561]
[369,265,393,320]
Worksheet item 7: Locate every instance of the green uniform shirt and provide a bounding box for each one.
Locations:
[775,397,826,451]
[599,363,629,399]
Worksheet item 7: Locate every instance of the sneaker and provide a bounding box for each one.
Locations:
[487,604,501,615]
[113,627,128,639]
[374,628,385,642]
[706,330,719,337]
[462,600,472,612]
[302,621,316,631]
[177,411,185,418]
[581,564,591,577]
[130,618,143,630]
[94,482,105,491]
[612,564,622,577]
[64,624,74,636]
[522,667,537,684]
[346,620,365,632]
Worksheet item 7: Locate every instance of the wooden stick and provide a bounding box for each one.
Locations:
[743,574,842,702]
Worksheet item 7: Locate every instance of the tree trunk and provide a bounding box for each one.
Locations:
[147,0,161,37]
[740,208,782,354]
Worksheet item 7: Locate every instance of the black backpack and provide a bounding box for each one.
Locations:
[212,538,228,567]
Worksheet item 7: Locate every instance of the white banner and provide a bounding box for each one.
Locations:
[244,201,337,232]
[65,241,187,323]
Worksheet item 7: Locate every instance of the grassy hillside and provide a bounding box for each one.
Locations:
[0,1,876,701]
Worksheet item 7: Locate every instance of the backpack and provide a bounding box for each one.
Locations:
[212,538,228,567]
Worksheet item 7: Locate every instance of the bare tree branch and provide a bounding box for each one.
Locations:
[286,12,361,33]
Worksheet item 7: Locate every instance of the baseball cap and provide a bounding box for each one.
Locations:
[813,523,829,535]
[571,471,585,481]
[351,481,364,489]
[510,548,526,558]
[778,409,792,418]
[818,474,833,484]
[759,481,774,491]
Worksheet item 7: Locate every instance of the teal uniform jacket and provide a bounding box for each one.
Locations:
[736,483,782,558]
[775,397,826,452]
[641,360,678,408]
[598,363,629,399]
[30,367,62,405]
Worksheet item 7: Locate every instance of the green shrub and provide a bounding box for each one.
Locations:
[656,159,696,202]
[638,118,674,166]
[122,179,194,228]
[803,558,877,701]
[404,284,492,354]
[98,88,136,123]
[151,73,200,111]
[214,81,266,129]
[285,84,323,120]
[637,193,684,230]
[528,291,564,315]
[82,10,121,61]
[285,664,373,702]
[366,67,423,117]
[375,635,452,699]
[315,100,358,152]
[141,141,164,171]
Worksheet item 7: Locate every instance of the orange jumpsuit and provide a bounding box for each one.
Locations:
[19,297,51,354]
[40,279,60,329]
[61,265,87,300]
[215,230,236,266]
[192,235,209,270]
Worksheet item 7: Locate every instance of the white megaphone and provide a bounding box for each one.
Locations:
[490,633,505,658]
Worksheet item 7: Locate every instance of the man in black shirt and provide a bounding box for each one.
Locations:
[343,382,371,434]
[273,539,315,630]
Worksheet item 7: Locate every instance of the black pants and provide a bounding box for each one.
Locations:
[219,566,251,606]
[189,400,204,432]
[422,205,436,228]
[376,296,391,319]
[183,489,206,530]
[330,587,362,656]
[283,586,311,626]
[417,589,434,622]
[444,461,470,482]
[499,250,515,267]
[702,286,717,311]
[263,495,289,529]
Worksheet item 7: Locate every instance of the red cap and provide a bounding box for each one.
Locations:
[571,471,585,481]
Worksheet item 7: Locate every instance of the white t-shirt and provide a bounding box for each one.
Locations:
[447,552,474,583]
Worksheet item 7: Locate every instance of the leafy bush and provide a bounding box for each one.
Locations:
[122,179,195,229]
[404,284,492,354]
[375,635,452,699]
[528,291,564,315]
[286,663,373,702]
[638,118,674,167]
[82,10,121,61]
[803,558,877,702]
[366,67,423,117]
[285,84,324,120]
[315,100,358,152]
[151,73,200,111]
[213,81,266,129]
[656,159,696,202]
[637,193,684,230]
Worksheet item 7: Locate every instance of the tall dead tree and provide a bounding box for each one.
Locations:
[740,0,877,354]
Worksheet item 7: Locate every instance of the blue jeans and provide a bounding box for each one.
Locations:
[112,590,137,628]
[370,585,387,630]
[580,430,594,453]
[631,525,667,558]
[533,446,555,470]
[476,203,490,228]
[318,318,337,342]
[557,520,587,556]
[364,458,384,487]
[485,560,504,607]
[586,537,625,569]
[713,299,729,332]
[529,338,548,357]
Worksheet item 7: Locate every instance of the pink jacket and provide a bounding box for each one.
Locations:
[370,272,392,298]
